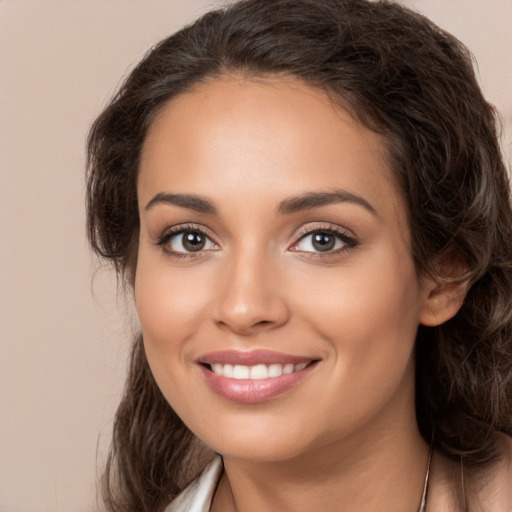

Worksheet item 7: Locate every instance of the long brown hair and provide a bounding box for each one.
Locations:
[86,1,512,510]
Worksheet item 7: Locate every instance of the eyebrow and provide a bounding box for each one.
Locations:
[145,193,218,214]
[144,189,377,217]
[277,190,378,216]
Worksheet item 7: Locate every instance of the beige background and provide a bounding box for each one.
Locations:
[0,1,510,511]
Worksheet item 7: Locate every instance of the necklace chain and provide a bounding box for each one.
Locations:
[418,442,433,512]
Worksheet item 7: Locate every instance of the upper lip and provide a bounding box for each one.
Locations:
[198,349,317,366]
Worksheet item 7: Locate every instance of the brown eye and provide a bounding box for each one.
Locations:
[182,231,206,252]
[168,230,216,253]
[311,232,336,252]
[291,228,356,255]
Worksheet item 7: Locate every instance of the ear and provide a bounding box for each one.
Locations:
[419,251,470,327]
[419,277,469,327]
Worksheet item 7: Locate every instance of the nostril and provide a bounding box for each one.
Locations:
[213,291,291,334]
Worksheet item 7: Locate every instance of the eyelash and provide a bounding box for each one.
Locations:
[156,223,358,260]
[291,226,358,258]
[156,223,217,260]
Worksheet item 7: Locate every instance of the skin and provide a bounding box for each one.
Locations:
[135,77,469,511]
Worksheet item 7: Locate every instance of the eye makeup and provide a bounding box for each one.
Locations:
[153,220,358,262]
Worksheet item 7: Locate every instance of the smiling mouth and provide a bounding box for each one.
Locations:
[198,350,320,403]
[202,361,316,380]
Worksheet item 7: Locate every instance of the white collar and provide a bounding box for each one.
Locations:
[165,457,223,512]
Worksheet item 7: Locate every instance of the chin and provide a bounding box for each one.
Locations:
[191,418,309,463]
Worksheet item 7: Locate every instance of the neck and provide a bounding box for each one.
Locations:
[212,411,430,512]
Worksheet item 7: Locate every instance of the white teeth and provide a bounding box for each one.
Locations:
[283,363,294,374]
[233,365,250,379]
[223,364,234,378]
[250,364,269,380]
[209,362,311,379]
[268,364,283,377]
[212,363,223,375]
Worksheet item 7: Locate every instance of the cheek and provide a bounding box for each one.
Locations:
[133,253,209,410]
[133,253,216,412]
[289,247,422,368]
[135,254,212,348]
[283,253,422,437]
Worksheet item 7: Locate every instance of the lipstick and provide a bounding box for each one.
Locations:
[198,350,319,404]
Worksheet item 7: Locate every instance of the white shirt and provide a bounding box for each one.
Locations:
[165,457,223,512]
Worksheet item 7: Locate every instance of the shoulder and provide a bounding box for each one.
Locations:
[476,433,512,511]
[165,457,223,512]
[429,434,512,512]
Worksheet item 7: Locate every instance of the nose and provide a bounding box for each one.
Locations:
[213,250,290,336]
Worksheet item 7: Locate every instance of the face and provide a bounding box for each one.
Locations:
[135,77,436,463]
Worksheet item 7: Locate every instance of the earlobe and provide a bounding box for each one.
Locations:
[419,278,469,327]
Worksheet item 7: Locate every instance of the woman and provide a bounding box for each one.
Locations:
[86,0,512,510]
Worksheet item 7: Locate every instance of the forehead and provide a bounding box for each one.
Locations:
[138,77,404,222]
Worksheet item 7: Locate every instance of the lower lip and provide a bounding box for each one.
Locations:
[199,363,317,404]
